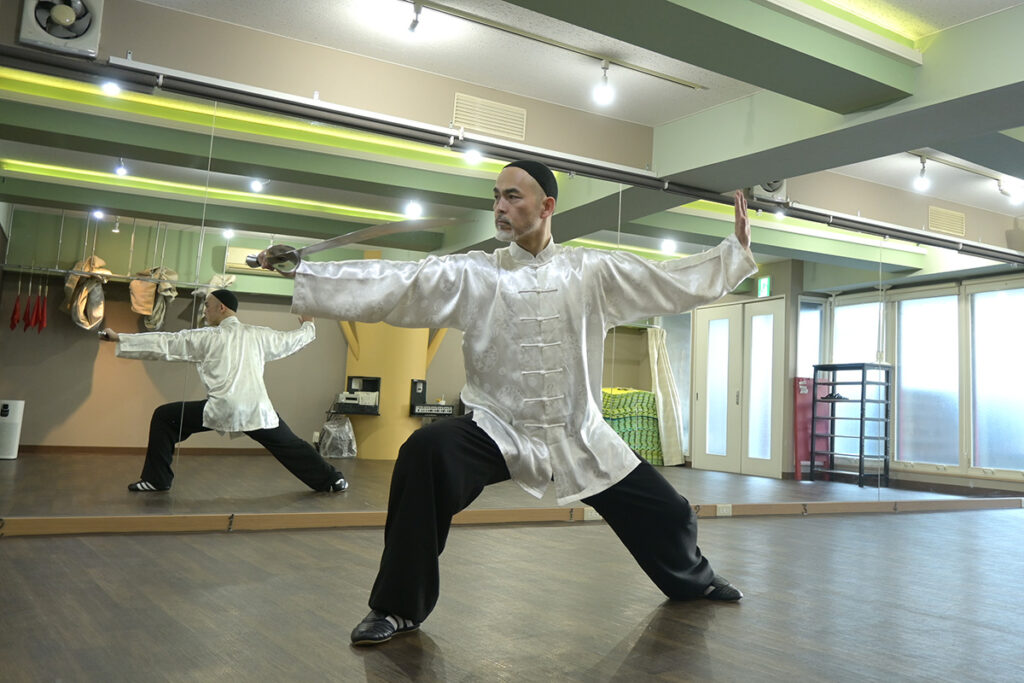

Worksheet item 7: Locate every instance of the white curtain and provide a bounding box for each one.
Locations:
[647,327,685,466]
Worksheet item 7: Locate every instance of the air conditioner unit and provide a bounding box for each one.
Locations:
[749,179,788,203]
[19,0,103,59]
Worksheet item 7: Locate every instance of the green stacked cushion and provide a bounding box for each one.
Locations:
[602,388,663,466]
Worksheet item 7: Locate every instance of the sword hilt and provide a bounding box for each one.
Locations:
[246,245,300,274]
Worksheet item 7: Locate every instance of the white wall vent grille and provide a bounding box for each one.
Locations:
[453,93,526,141]
[928,206,966,237]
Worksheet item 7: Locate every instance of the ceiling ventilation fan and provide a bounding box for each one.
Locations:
[19,0,104,58]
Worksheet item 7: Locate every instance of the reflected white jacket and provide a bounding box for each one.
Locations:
[116,316,316,432]
[293,235,756,504]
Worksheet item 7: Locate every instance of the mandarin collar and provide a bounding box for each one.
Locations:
[509,238,558,265]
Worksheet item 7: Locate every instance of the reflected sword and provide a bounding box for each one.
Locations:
[245,217,456,272]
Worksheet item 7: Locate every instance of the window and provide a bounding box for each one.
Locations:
[896,296,958,465]
[797,298,825,378]
[833,301,881,364]
[831,301,884,460]
[971,289,1024,470]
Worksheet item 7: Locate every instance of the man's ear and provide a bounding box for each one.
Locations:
[540,196,556,219]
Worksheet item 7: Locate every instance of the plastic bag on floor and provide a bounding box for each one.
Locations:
[319,415,357,458]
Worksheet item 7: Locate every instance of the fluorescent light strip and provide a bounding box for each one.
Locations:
[0,158,406,222]
[0,66,506,172]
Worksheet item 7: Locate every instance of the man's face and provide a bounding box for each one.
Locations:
[493,167,547,244]
[203,296,225,325]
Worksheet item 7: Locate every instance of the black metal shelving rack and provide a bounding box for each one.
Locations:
[810,362,892,487]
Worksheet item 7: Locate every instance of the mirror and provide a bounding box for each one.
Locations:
[1,57,1020,531]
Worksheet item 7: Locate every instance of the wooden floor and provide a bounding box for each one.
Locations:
[0,451,1006,519]
[1,452,1021,536]
[2,508,1023,681]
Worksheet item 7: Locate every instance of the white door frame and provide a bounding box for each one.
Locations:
[692,304,743,473]
[692,297,785,478]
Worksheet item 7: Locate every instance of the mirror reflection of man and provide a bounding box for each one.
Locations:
[100,289,348,494]
[261,160,757,646]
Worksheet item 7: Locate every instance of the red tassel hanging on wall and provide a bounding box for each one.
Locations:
[8,272,21,330]
[37,282,48,332]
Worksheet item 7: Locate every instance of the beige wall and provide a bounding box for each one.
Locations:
[425,328,466,407]
[0,275,347,449]
[0,0,654,169]
[790,171,1017,250]
[602,326,652,391]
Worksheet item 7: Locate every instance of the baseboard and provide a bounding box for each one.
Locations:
[17,446,267,456]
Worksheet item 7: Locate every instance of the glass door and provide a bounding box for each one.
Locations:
[692,304,743,472]
[692,298,785,477]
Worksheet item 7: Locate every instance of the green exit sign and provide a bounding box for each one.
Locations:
[757,276,771,298]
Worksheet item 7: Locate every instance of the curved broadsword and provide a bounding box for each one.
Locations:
[246,217,456,272]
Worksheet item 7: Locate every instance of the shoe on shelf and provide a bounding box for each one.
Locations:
[350,609,420,646]
[703,575,743,601]
[329,477,349,492]
[128,480,169,492]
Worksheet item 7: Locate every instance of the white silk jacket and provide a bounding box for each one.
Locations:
[293,234,757,504]
[116,316,316,433]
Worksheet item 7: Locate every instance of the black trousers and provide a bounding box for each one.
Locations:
[368,414,715,623]
[140,400,342,491]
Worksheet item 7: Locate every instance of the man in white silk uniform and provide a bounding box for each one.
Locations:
[263,161,757,645]
[100,289,348,494]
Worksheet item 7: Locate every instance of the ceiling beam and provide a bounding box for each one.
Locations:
[650,4,1024,192]
[502,0,915,113]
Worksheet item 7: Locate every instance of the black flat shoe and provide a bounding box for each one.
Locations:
[703,575,743,601]
[350,609,419,646]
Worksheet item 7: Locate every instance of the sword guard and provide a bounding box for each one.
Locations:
[247,245,300,274]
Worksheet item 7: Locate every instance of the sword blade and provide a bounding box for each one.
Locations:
[296,217,456,257]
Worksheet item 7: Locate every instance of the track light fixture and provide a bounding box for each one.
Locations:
[111,218,120,233]
[592,60,614,106]
[114,157,128,176]
[250,179,266,192]
[409,2,422,32]
[998,179,1024,206]
[912,156,930,192]
[910,150,1024,206]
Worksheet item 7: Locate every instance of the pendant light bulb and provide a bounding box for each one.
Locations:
[409,2,422,32]
[913,157,931,192]
[592,60,615,106]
